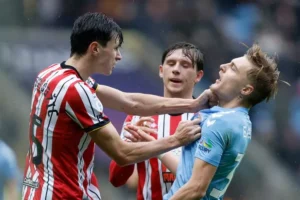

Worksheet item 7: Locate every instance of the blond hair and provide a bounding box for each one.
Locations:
[245,44,280,106]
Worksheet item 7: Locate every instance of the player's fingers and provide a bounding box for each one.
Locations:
[124,127,142,141]
[125,125,138,132]
[137,129,156,141]
[136,117,155,127]
[139,127,158,135]
[190,126,201,135]
[193,132,201,140]
[191,118,201,125]
[124,132,138,142]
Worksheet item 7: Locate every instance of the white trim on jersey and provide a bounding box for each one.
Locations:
[65,102,84,129]
[74,82,103,124]
[143,160,152,200]
[77,133,92,199]
[87,184,101,200]
[159,114,171,194]
[40,74,79,200]
[86,157,101,200]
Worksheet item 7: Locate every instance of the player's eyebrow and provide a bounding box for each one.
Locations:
[231,61,239,72]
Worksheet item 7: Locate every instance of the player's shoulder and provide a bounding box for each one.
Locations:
[207,107,249,130]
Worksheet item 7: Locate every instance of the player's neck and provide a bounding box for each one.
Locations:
[219,98,250,109]
[65,56,93,81]
[163,90,194,99]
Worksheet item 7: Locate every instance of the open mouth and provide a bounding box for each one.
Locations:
[169,78,182,83]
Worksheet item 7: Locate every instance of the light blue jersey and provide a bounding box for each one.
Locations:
[164,106,252,200]
[0,140,19,200]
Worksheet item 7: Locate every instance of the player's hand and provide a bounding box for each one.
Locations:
[134,117,155,128]
[124,125,156,142]
[193,89,218,111]
[173,118,201,146]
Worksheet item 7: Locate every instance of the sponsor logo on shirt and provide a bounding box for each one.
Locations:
[198,138,213,153]
[23,177,39,189]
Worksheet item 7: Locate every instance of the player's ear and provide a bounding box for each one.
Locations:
[89,41,101,55]
[195,70,204,84]
[241,84,254,96]
[159,65,163,78]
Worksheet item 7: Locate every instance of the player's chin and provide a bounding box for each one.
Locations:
[168,86,183,94]
[103,69,114,76]
[209,83,219,93]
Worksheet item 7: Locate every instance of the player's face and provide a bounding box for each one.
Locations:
[93,36,122,76]
[159,49,203,97]
[210,56,254,101]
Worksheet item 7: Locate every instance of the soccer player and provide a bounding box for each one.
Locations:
[0,140,20,200]
[109,42,204,199]
[126,44,280,200]
[21,12,216,200]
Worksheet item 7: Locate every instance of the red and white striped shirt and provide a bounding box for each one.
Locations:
[109,113,194,200]
[22,62,109,200]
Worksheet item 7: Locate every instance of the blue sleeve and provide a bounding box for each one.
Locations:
[1,145,18,181]
[194,118,228,167]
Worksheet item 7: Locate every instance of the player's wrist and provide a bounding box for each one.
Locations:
[167,135,181,148]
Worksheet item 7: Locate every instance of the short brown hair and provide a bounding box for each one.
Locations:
[245,44,280,106]
[161,42,204,71]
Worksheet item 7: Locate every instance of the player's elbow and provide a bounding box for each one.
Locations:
[194,186,206,199]
[195,190,206,199]
[189,184,206,199]
[113,155,129,167]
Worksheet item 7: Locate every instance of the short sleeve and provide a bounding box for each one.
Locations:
[195,118,228,167]
[65,81,110,133]
[85,77,98,90]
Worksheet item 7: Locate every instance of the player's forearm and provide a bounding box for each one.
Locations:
[170,183,205,200]
[118,136,180,166]
[109,160,135,187]
[158,152,179,174]
[125,93,195,115]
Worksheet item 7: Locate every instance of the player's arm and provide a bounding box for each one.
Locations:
[95,85,217,115]
[65,82,200,165]
[170,119,227,200]
[158,152,179,174]
[170,160,217,200]
[89,120,200,166]
[125,166,139,189]
[124,126,180,175]
[109,115,136,187]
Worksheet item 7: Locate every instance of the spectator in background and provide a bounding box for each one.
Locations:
[0,140,20,200]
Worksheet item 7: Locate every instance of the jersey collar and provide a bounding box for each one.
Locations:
[61,61,84,81]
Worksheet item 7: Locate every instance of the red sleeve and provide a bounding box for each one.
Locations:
[109,115,135,187]
[65,82,110,133]
[109,160,135,187]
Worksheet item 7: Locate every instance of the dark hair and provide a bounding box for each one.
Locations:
[70,12,123,56]
[161,42,204,71]
[245,44,280,106]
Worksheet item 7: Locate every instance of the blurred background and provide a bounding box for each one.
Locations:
[0,0,299,199]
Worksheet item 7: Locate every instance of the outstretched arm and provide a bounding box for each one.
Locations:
[95,85,217,115]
